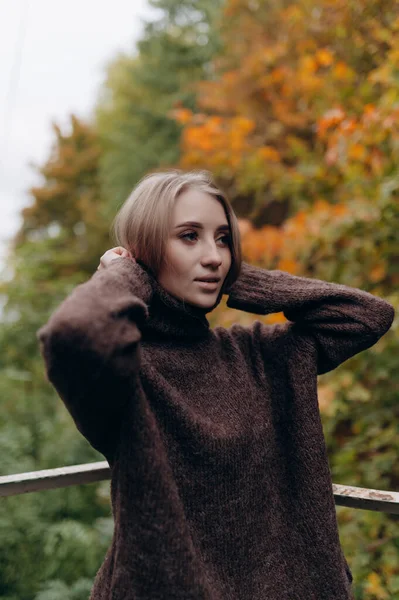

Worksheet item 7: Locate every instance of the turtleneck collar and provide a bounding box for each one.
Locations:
[136,260,224,343]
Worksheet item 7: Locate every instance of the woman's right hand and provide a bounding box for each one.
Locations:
[97,247,135,271]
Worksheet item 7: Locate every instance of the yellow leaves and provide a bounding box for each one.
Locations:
[242,49,271,79]
[340,118,357,136]
[362,104,380,127]
[331,204,349,217]
[300,48,335,73]
[368,149,385,176]
[185,126,213,152]
[269,67,286,84]
[386,49,399,67]
[317,108,346,139]
[173,108,193,125]
[315,48,335,67]
[274,100,310,127]
[316,102,398,174]
[283,200,345,241]
[281,5,303,23]
[257,146,281,162]
[276,258,300,274]
[370,263,386,283]
[365,572,390,599]
[318,384,336,416]
[179,115,256,171]
[234,117,256,135]
[348,143,367,161]
[241,226,283,264]
[265,41,289,63]
[223,71,240,87]
[368,63,391,85]
[313,198,331,213]
[175,1,398,180]
[294,49,339,96]
[300,55,319,74]
[332,61,355,81]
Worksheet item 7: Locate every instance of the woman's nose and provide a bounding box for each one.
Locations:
[201,244,223,266]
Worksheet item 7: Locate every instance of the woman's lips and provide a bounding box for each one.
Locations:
[195,280,219,290]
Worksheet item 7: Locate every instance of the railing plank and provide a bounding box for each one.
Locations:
[332,483,399,514]
[0,462,110,497]
[1,462,398,514]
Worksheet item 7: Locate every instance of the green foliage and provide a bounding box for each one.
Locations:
[0,484,113,598]
[95,0,224,211]
[34,578,94,600]
[0,115,113,598]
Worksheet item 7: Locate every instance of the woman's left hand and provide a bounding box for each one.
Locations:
[97,247,134,271]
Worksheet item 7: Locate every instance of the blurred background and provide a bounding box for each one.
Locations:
[0,0,398,598]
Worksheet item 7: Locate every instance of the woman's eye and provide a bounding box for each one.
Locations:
[180,232,230,245]
[219,235,230,245]
[181,232,197,242]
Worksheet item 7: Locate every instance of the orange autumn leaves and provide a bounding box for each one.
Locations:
[173,111,258,173]
[174,108,283,174]
[210,198,353,329]
[175,100,399,186]
[172,0,399,211]
[318,104,399,176]
[238,198,352,276]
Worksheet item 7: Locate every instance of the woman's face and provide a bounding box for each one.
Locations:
[157,188,232,309]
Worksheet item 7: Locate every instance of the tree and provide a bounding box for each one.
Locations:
[0,116,113,600]
[95,0,224,212]
[175,0,399,225]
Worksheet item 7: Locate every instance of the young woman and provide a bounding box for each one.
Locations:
[38,169,394,600]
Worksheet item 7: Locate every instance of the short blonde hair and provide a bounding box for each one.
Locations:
[111,169,242,292]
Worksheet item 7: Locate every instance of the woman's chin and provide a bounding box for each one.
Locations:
[186,291,221,310]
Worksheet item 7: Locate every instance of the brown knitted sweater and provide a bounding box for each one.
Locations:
[37,257,394,600]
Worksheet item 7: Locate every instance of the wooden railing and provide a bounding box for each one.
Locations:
[0,462,398,514]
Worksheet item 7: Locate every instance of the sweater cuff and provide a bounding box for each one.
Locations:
[104,257,155,308]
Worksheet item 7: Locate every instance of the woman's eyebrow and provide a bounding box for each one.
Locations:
[174,221,230,232]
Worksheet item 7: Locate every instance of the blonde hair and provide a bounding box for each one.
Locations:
[111,169,242,292]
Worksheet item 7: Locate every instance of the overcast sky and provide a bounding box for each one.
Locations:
[0,0,157,270]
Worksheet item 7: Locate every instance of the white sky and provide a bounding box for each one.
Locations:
[0,0,157,270]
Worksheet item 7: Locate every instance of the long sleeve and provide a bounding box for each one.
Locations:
[227,262,395,375]
[37,257,154,460]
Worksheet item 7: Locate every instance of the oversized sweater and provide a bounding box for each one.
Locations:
[37,257,395,600]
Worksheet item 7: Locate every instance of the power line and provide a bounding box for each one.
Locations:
[1,0,30,166]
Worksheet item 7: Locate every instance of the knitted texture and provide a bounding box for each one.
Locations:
[37,258,395,600]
